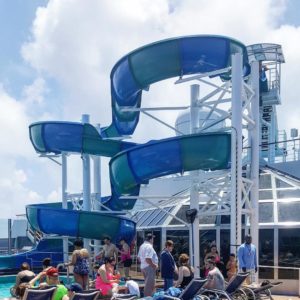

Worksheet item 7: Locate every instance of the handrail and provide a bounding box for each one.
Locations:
[56,262,72,284]
[258,264,300,296]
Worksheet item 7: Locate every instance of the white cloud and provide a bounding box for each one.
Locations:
[22,77,47,105]
[0,84,61,218]
[0,85,32,157]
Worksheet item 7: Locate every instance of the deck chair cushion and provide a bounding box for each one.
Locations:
[252,281,282,293]
[23,286,57,300]
[179,278,207,300]
[70,290,100,300]
[226,272,249,294]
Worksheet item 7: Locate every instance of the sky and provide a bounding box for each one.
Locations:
[0,0,300,219]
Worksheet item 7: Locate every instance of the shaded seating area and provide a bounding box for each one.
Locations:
[241,281,282,300]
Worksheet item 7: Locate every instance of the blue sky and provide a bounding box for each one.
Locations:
[282,0,300,26]
[0,0,300,219]
[0,1,47,97]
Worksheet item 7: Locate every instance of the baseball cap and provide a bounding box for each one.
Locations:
[46,267,59,277]
[66,283,83,293]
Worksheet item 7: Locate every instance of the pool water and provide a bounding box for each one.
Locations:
[0,275,16,298]
[0,275,72,298]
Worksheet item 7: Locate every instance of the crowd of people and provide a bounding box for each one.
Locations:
[138,233,257,296]
[12,234,257,299]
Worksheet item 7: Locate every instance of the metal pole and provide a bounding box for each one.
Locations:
[230,53,243,254]
[250,61,260,283]
[8,219,12,255]
[61,153,69,263]
[82,114,91,252]
[190,84,200,276]
[93,124,102,257]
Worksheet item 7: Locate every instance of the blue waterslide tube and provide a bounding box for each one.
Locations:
[103,35,249,137]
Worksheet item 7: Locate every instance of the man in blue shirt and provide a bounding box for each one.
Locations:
[160,240,177,290]
[238,235,257,284]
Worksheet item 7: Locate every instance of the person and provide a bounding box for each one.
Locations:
[39,257,52,283]
[204,245,221,277]
[89,263,100,289]
[62,283,83,300]
[125,279,140,297]
[42,257,52,270]
[119,238,132,279]
[96,236,119,264]
[174,253,194,289]
[160,240,177,290]
[95,256,120,296]
[238,235,258,284]
[15,283,31,300]
[226,253,237,281]
[29,267,68,300]
[65,239,90,290]
[112,279,141,299]
[137,233,158,297]
[14,262,35,289]
[203,258,225,290]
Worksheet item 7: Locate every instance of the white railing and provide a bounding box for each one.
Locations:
[259,264,300,296]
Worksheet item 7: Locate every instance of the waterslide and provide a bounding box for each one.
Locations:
[1,35,249,272]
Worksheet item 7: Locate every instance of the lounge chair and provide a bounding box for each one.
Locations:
[200,272,249,300]
[241,281,282,300]
[69,289,100,300]
[23,286,57,300]
[164,278,208,300]
[111,294,139,300]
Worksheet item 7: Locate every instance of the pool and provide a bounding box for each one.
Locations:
[0,275,16,298]
[0,275,73,298]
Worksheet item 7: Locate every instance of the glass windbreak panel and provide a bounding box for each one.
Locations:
[259,174,272,189]
[148,210,167,226]
[220,229,230,267]
[259,203,274,223]
[259,229,274,279]
[134,211,147,224]
[137,210,155,226]
[277,189,300,199]
[221,215,230,224]
[275,178,293,188]
[259,190,273,200]
[143,210,163,227]
[166,230,189,263]
[199,230,216,267]
[136,231,144,249]
[278,201,300,222]
[169,205,189,225]
[156,207,174,226]
[199,206,216,224]
[278,228,300,279]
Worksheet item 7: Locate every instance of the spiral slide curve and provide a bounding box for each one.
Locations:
[0,36,249,272]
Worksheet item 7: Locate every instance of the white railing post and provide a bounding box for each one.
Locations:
[230,53,243,253]
[190,84,200,276]
[93,123,102,257]
[62,152,69,263]
[82,114,91,253]
[250,60,260,283]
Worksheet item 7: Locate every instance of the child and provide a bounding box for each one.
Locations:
[226,253,237,281]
